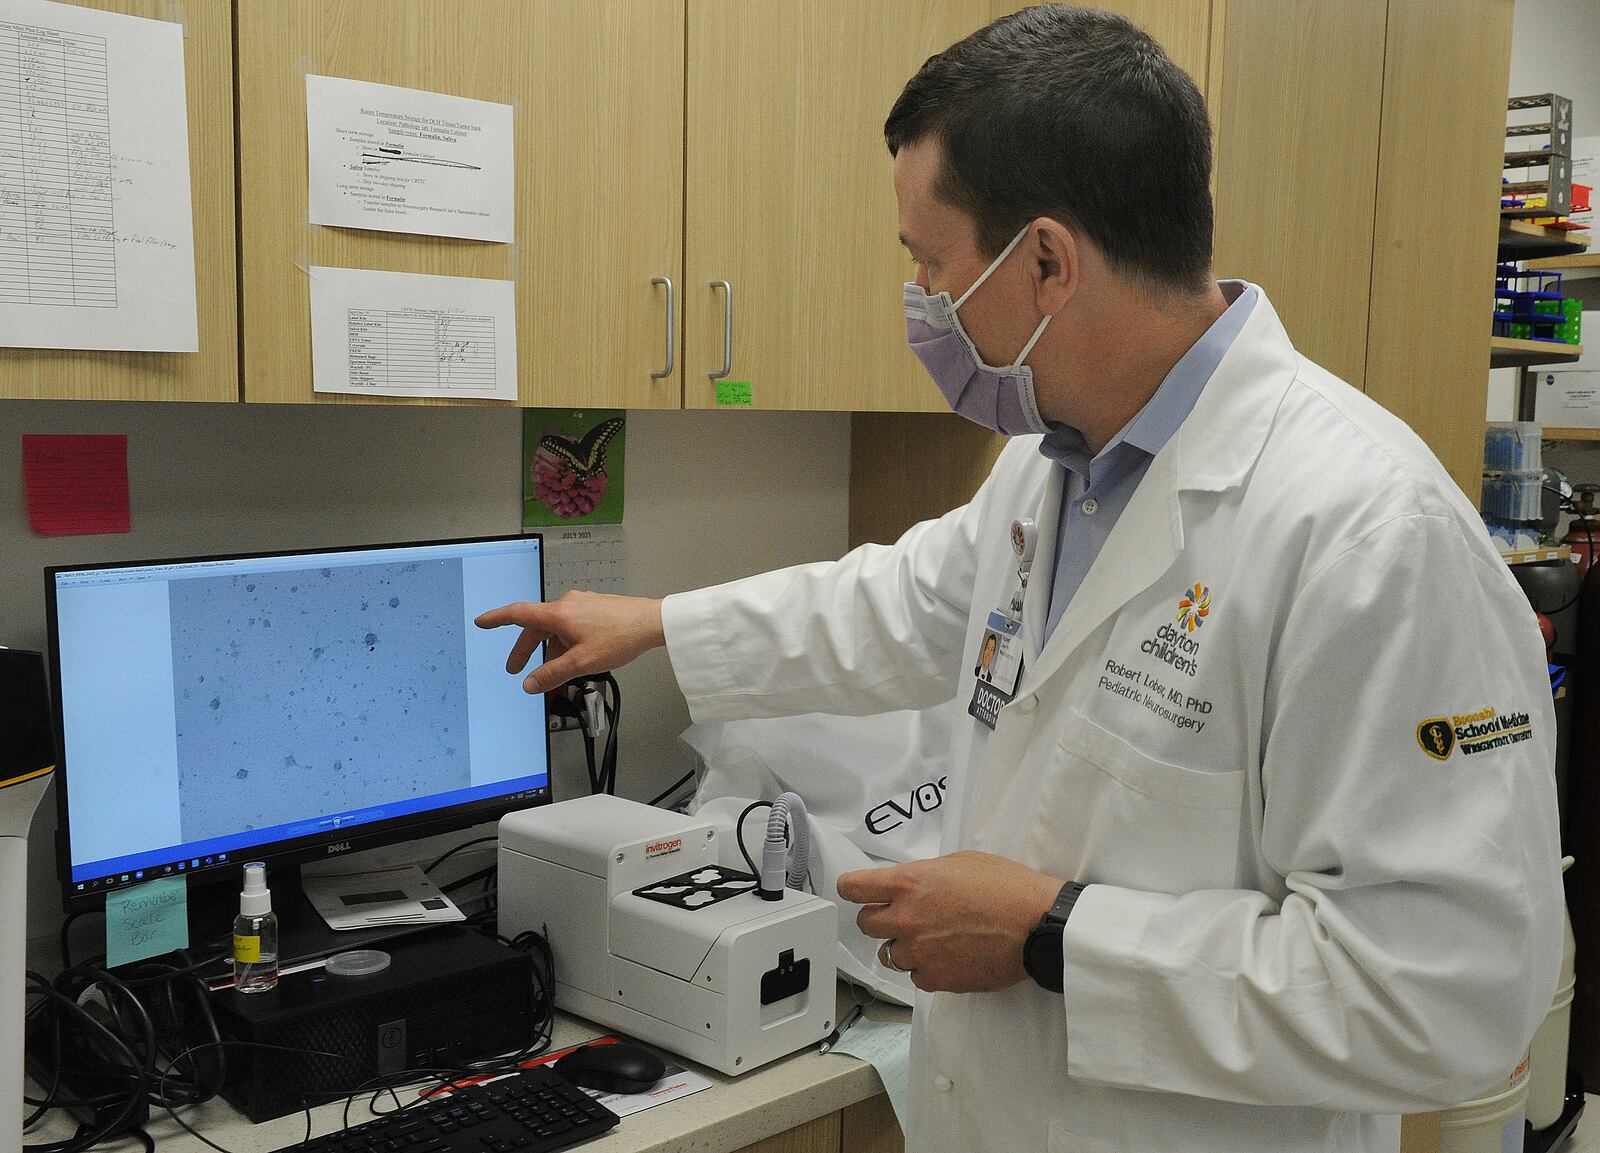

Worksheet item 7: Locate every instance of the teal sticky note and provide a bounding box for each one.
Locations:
[715,380,753,407]
[105,876,189,967]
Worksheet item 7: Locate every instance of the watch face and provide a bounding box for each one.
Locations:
[1025,922,1065,993]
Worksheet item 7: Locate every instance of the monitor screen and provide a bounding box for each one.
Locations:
[46,534,549,898]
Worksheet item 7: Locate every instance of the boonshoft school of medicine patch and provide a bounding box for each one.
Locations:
[1417,718,1455,761]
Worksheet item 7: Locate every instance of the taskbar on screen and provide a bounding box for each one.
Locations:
[69,781,550,897]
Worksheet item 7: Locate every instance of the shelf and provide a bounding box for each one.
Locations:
[1544,426,1600,441]
[1499,220,1591,259]
[1505,148,1564,167]
[1498,544,1572,566]
[1489,335,1584,368]
[1523,251,1600,272]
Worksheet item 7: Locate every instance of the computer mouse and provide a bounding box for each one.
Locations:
[553,1041,667,1095]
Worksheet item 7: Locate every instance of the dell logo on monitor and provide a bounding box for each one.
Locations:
[328,841,353,854]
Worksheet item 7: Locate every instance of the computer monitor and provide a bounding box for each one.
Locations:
[46,534,550,907]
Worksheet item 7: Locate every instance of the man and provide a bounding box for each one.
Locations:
[975,632,998,683]
[478,8,1562,1152]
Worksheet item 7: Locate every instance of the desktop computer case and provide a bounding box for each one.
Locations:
[208,927,532,1122]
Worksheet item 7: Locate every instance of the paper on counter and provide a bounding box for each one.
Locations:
[828,1016,913,1134]
[307,74,514,243]
[0,0,198,351]
[309,266,518,400]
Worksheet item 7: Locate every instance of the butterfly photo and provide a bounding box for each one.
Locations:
[539,416,623,482]
[523,410,627,526]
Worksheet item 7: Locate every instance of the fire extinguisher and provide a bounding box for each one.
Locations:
[1566,485,1600,580]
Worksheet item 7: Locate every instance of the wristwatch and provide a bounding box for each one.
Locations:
[1023,881,1088,993]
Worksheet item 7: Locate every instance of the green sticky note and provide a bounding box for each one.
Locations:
[105,876,189,967]
[715,380,753,407]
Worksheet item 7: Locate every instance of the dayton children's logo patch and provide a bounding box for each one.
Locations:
[1176,584,1212,632]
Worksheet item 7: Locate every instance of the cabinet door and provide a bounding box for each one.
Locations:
[237,0,683,407]
[1363,0,1513,501]
[1210,0,1389,388]
[0,0,237,402]
[845,2,1216,544]
[684,2,1013,412]
[685,2,1213,414]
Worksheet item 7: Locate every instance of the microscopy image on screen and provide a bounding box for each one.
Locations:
[168,558,472,841]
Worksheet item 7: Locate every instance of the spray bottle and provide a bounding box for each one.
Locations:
[233,861,279,992]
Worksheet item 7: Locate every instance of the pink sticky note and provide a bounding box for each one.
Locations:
[23,434,131,536]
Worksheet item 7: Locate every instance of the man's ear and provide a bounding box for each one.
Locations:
[1028,218,1078,315]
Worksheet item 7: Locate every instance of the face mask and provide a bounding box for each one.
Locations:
[904,225,1053,436]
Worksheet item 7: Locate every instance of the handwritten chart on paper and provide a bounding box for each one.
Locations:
[309,265,518,400]
[347,309,498,392]
[1,20,113,306]
[0,0,197,351]
[306,74,514,243]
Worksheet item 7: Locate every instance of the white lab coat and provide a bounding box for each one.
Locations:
[661,288,1563,1153]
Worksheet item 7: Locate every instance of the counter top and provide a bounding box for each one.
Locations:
[25,984,909,1153]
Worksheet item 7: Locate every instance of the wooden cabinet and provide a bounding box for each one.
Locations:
[0,0,238,403]
[235,0,684,407]
[726,1096,899,1153]
[9,0,1516,494]
[683,1,1213,413]
[232,0,1213,414]
[682,2,1004,412]
[849,0,1218,541]
[1213,0,1514,500]
[839,1094,904,1153]
[731,1111,840,1153]
[1363,0,1514,503]
[1210,0,1389,390]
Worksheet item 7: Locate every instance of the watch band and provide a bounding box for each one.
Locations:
[1023,881,1088,993]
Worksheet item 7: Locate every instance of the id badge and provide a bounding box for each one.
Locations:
[968,611,1024,731]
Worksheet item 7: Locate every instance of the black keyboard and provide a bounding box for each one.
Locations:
[273,1066,622,1153]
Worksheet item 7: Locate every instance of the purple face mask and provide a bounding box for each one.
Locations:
[904,226,1053,436]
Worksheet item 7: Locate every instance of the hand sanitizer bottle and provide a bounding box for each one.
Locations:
[233,862,279,993]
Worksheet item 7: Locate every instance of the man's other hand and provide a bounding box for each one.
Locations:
[837,851,1063,993]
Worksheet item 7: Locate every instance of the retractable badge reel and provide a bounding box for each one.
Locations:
[1008,517,1037,620]
[968,518,1034,731]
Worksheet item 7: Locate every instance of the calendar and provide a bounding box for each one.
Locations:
[539,524,627,599]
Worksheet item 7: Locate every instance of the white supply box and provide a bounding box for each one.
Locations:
[498,795,837,1075]
[1534,369,1600,429]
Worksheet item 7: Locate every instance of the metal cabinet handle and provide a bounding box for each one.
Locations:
[650,276,674,380]
[708,279,732,380]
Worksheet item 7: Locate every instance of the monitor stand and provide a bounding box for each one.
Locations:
[187,863,436,969]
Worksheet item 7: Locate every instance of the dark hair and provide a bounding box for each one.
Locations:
[885,5,1214,292]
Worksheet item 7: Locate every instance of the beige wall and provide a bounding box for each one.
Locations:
[1,402,850,941]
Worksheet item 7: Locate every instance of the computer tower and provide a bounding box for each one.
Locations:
[208,927,534,1121]
[0,646,55,781]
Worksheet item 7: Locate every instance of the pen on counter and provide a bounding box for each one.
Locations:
[820,1003,865,1053]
